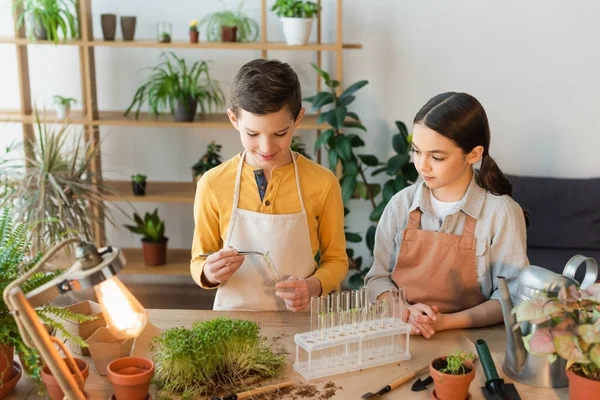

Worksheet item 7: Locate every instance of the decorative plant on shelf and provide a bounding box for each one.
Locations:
[199,0,259,42]
[150,317,284,398]
[189,19,199,43]
[192,141,223,185]
[304,63,416,289]
[131,174,147,196]
[14,0,79,43]
[271,0,321,45]
[291,135,311,160]
[124,52,225,122]
[513,284,600,384]
[52,95,76,120]
[0,207,97,386]
[0,109,121,254]
[124,209,168,266]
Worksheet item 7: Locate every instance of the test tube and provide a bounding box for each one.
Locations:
[341,291,351,334]
[359,287,370,332]
[318,294,329,341]
[310,296,320,338]
[350,290,360,334]
[329,293,340,337]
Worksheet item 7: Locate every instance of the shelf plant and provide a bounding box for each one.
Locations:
[124,209,168,266]
[14,0,79,44]
[52,95,76,120]
[131,174,147,196]
[192,141,223,185]
[199,1,259,42]
[124,52,225,122]
[271,0,321,45]
[150,317,284,398]
[513,284,600,398]
[0,207,96,387]
[189,19,199,43]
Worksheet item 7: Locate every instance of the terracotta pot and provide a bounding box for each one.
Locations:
[0,344,14,384]
[221,26,237,42]
[120,16,137,41]
[0,361,22,399]
[568,367,600,399]
[141,239,168,266]
[430,357,475,400]
[190,30,199,43]
[101,14,117,41]
[107,356,154,400]
[132,181,146,196]
[87,328,134,376]
[41,357,89,400]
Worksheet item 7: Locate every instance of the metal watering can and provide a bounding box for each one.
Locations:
[497,255,598,388]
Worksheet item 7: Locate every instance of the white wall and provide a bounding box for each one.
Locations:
[1,0,599,264]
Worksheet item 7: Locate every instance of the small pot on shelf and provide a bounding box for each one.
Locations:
[101,14,117,41]
[221,25,237,42]
[142,238,168,266]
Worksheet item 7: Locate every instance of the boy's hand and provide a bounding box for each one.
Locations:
[202,248,245,285]
[275,276,321,312]
[406,303,440,339]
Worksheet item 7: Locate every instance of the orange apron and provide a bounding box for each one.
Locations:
[391,209,486,313]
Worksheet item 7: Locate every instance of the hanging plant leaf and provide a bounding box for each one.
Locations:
[358,154,379,166]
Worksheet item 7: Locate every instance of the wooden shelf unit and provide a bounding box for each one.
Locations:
[7,0,359,272]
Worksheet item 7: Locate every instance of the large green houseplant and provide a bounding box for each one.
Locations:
[303,64,417,288]
[14,0,79,43]
[199,1,259,42]
[125,52,225,122]
[0,110,121,253]
[0,207,96,385]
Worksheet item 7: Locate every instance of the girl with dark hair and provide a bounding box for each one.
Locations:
[365,92,529,338]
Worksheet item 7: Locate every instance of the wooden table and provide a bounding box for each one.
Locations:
[6,310,569,399]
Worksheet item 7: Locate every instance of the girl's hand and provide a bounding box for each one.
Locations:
[406,303,440,339]
[202,248,245,285]
[275,276,321,312]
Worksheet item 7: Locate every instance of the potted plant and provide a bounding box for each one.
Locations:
[14,0,79,43]
[0,110,121,254]
[150,317,284,398]
[131,174,147,196]
[430,349,476,400]
[41,357,89,400]
[271,0,321,45]
[0,207,97,390]
[125,209,168,266]
[192,141,223,185]
[189,19,199,43]
[199,1,259,42]
[513,283,600,399]
[124,52,225,122]
[107,356,154,400]
[157,22,172,43]
[53,95,76,120]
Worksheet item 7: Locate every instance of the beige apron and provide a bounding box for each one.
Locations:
[391,209,486,313]
[213,151,315,311]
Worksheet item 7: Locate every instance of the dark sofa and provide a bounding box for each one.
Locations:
[508,174,600,280]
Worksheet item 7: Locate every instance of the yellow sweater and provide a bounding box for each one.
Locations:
[190,153,348,295]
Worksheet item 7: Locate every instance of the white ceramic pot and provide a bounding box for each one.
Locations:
[55,104,70,120]
[280,17,313,45]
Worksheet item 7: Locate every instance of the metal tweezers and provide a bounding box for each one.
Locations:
[198,251,264,257]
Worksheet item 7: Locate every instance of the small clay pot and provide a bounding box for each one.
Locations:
[120,16,137,41]
[189,30,199,43]
[0,362,22,398]
[0,344,14,383]
[141,238,168,266]
[101,14,117,41]
[430,357,475,400]
[568,367,600,400]
[107,356,154,400]
[41,358,89,400]
[221,26,237,42]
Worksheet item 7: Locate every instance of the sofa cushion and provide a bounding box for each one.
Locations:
[508,175,600,250]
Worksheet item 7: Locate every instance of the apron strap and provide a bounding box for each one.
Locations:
[290,149,307,213]
[406,209,422,229]
[232,151,246,210]
[462,215,476,238]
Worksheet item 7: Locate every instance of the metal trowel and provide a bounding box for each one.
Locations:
[475,339,521,400]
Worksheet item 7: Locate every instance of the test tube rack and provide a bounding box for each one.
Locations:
[293,318,412,380]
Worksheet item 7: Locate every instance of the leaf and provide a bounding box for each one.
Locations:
[366,225,376,254]
[386,153,410,175]
[342,159,359,176]
[327,148,339,172]
[558,285,581,312]
[345,231,361,243]
[582,283,600,302]
[369,201,387,222]
[371,166,388,176]
[327,79,340,89]
[343,121,366,131]
[348,272,364,290]
[355,182,368,200]
[382,180,397,202]
[347,111,360,121]
[579,325,600,344]
[314,129,334,151]
[395,120,409,141]
[310,63,331,84]
[337,95,355,107]
[335,135,352,161]
[512,294,563,324]
[553,333,589,364]
[523,328,555,355]
[311,92,334,110]
[402,162,419,182]
[327,106,347,130]
[392,133,408,154]
[317,109,334,126]
[340,80,368,101]
[589,344,600,367]
[340,175,357,204]
[348,134,365,147]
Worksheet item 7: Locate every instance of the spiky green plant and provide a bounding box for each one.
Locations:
[0,109,122,252]
[0,207,96,384]
[124,208,166,243]
[199,0,259,42]
[14,0,79,44]
[151,317,285,398]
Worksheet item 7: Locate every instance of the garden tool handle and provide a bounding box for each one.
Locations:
[236,381,294,399]
[475,339,502,382]
[390,364,429,389]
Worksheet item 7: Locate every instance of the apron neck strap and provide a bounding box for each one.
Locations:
[407,209,477,238]
[233,150,305,212]
[462,215,476,237]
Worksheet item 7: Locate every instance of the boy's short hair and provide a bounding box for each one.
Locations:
[230,59,302,120]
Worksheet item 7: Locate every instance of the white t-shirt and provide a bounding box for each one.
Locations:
[430,191,460,224]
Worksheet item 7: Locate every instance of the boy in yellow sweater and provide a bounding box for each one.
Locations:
[190,59,348,311]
